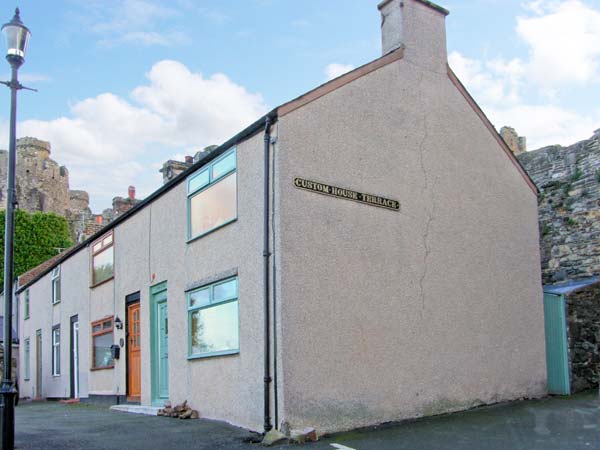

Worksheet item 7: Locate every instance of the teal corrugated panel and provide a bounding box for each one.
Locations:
[543,293,571,395]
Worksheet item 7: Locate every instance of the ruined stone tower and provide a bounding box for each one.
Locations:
[0,137,94,241]
[0,137,73,214]
[500,126,527,155]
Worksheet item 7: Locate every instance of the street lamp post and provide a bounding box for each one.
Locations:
[0,8,30,450]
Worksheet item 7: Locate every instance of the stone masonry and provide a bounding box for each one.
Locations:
[0,137,141,243]
[518,129,600,284]
[565,283,600,392]
[500,126,527,155]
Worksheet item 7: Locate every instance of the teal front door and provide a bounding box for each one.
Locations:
[543,293,571,395]
[151,283,169,405]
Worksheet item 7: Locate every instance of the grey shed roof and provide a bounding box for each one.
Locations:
[543,277,600,295]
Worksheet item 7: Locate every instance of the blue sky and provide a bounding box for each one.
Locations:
[0,0,598,211]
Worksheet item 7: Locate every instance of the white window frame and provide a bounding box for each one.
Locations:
[52,326,60,376]
[24,289,29,319]
[51,266,61,304]
[24,337,30,380]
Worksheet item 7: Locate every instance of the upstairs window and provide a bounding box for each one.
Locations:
[51,266,61,304]
[187,148,237,240]
[91,231,114,286]
[24,289,29,320]
[187,276,239,358]
[91,317,114,369]
[52,325,60,376]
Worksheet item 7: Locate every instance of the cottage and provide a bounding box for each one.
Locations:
[17,0,546,434]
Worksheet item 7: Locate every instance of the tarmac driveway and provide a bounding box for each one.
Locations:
[15,390,600,450]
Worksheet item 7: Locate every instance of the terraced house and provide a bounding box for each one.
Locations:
[17,0,547,435]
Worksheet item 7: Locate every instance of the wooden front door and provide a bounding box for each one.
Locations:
[127,302,141,401]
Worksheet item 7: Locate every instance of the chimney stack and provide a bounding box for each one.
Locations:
[185,155,193,164]
[128,185,136,200]
[378,0,449,73]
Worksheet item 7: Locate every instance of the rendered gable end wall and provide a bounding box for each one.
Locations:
[274,2,545,434]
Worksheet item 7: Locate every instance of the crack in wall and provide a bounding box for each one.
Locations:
[417,87,437,318]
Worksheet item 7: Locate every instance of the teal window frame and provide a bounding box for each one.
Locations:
[186,148,237,242]
[24,337,30,380]
[187,276,239,359]
[24,289,29,320]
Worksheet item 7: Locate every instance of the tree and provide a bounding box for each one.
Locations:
[0,209,73,287]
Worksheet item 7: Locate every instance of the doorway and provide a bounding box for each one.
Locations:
[126,292,141,402]
[150,282,168,406]
[70,316,79,398]
[35,329,42,399]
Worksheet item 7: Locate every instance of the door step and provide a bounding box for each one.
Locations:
[110,405,161,416]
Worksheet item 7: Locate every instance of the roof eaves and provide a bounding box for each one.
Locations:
[16,108,278,293]
[447,65,539,196]
[278,47,404,117]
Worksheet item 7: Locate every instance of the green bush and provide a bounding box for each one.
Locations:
[0,209,72,287]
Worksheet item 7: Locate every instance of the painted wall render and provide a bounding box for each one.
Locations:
[274,2,545,432]
[17,0,546,435]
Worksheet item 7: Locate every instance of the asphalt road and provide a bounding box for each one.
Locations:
[15,390,600,450]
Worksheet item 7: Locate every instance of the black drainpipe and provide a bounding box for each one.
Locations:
[263,115,273,433]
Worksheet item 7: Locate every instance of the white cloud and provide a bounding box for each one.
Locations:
[517,0,600,86]
[324,63,355,81]
[486,104,600,148]
[449,1,600,149]
[10,60,268,210]
[77,0,188,47]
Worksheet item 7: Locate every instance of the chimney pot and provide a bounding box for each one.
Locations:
[128,185,136,200]
[95,215,103,225]
[185,155,193,164]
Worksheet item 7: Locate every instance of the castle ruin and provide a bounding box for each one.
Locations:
[0,137,140,243]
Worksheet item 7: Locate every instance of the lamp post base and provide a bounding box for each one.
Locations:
[0,381,17,450]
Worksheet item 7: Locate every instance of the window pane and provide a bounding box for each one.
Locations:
[212,151,236,180]
[189,172,236,237]
[188,169,209,194]
[24,339,30,379]
[190,301,238,355]
[93,246,114,284]
[93,242,102,253]
[103,320,112,330]
[189,288,210,308]
[53,278,61,303]
[213,278,237,303]
[103,234,113,246]
[93,332,114,367]
[92,324,101,333]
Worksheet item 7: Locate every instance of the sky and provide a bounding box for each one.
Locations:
[0,0,598,211]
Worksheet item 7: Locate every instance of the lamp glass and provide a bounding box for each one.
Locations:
[2,23,29,58]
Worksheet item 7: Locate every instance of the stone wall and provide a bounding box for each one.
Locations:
[518,129,600,283]
[566,284,600,392]
[0,137,71,215]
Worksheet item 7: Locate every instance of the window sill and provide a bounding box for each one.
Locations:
[52,374,60,378]
[90,277,114,289]
[52,301,60,306]
[24,378,30,381]
[90,365,114,371]
[187,349,239,360]
[187,218,237,245]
